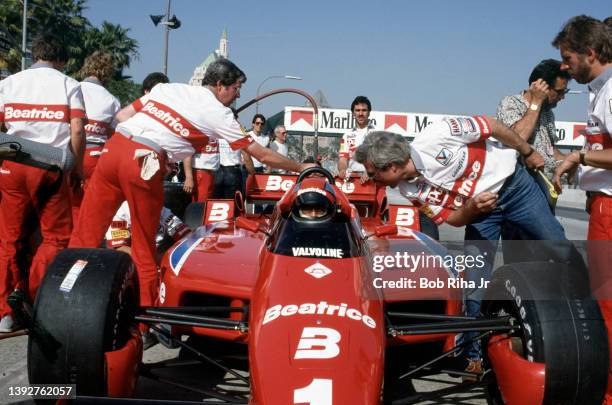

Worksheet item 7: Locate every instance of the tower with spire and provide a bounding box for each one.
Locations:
[188,28,229,86]
[218,27,228,58]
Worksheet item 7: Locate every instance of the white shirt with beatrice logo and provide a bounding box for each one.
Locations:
[117,84,252,163]
[192,138,220,170]
[338,123,375,173]
[579,67,612,195]
[218,139,242,166]
[399,115,517,224]
[80,78,120,145]
[0,63,86,149]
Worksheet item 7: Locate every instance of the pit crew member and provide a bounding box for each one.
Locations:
[142,72,169,95]
[71,51,120,220]
[355,123,584,372]
[552,15,612,403]
[69,59,314,312]
[0,35,86,332]
[338,96,375,183]
[214,138,243,199]
[183,138,219,202]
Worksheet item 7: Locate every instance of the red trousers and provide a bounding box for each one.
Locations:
[193,168,215,202]
[70,145,104,224]
[587,194,612,404]
[0,161,72,316]
[70,134,165,307]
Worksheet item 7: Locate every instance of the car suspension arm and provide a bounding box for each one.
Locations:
[387,315,516,336]
[148,323,251,387]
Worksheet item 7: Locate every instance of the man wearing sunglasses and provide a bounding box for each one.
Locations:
[244,114,269,174]
[497,59,571,183]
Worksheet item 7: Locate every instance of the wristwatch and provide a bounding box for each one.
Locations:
[579,150,587,165]
[529,103,539,111]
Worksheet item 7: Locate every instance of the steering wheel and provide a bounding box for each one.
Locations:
[296,166,335,184]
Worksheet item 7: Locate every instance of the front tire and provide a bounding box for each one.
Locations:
[482,262,608,405]
[28,248,139,396]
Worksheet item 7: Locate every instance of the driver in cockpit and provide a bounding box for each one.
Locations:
[292,178,338,220]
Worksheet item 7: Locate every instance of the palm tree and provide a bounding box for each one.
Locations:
[84,21,139,73]
[0,0,90,74]
[0,0,27,73]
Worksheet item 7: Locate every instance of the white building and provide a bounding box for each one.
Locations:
[188,28,228,86]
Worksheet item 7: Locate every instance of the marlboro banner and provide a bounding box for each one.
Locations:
[284,106,586,148]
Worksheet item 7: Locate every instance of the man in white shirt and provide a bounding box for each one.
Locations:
[214,139,243,199]
[0,35,86,332]
[268,125,288,174]
[552,15,612,403]
[244,114,269,173]
[71,51,121,220]
[70,59,313,311]
[338,96,375,183]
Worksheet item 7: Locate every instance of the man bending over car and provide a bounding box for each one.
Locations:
[355,117,585,374]
[70,59,314,317]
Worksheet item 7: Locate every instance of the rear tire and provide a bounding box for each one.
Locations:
[28,248,139,396]
[482,262,608,405]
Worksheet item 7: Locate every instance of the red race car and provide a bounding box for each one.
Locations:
[21,166,609,404]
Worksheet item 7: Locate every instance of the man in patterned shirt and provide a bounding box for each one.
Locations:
[497,59,570,183]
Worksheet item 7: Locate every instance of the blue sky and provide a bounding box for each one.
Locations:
[85,0,610,122]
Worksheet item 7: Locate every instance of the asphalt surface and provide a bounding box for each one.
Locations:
[0,192,589,404]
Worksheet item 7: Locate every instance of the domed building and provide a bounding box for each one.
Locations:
[188,28,228,86]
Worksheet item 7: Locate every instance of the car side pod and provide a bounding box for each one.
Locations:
[487,335,545,405]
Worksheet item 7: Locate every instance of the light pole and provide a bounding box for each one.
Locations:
[21,0,27,70]
[255,75,302,114]
[150,0,181,76]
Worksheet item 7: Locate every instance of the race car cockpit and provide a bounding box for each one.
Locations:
[269,168,364,258]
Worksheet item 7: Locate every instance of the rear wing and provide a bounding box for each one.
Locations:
[245,173,386,217]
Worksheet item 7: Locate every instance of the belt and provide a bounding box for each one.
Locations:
[117,130,164,155]
[222,164,241,168]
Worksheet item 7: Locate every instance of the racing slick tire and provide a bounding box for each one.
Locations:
[184,201,206,231]
[482,262,608,405]
[28,248,139,397]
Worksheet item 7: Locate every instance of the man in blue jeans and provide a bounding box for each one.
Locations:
[355,116,582,374]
